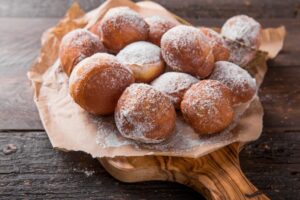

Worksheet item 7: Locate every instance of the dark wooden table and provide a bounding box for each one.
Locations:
[0,0,299,199]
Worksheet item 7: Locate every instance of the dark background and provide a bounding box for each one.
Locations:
[0,0,299,199]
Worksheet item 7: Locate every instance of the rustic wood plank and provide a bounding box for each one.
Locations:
[240,129,300,200]
[0,17,299,130]
[0,131,203,200]
[0,131,298,199]
[259,66,300,130]
[0,18,59,130]
[0,0,299,18]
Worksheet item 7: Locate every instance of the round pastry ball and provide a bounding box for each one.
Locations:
[69,53,135,115]
[181,80,234,135]
[59,29,106,76]
[161,25,214,78]
[223,38,257,67]
[115,83,176,144]
[199,27,230,62]
[209,61,256,104]
[151,72,199,109]
[100,7,149,53]
[116,41,165,83]
[145,16,177,46]
[221,15,262,49]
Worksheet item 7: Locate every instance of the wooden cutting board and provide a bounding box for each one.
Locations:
[100,143,269,200]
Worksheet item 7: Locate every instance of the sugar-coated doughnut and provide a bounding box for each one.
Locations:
[200,27,230,61]
[116,41,165,83]
[209,61,256,104]
[100,7,149,53]
[69,53,134,115]
[151,72,199,109]
[161,25,214,78]
[59,29,106,76]
[145,16,177,46]
[181,80,234,135]
[221,15,262,49]
[115,83,176,144]
[223,38,257,67]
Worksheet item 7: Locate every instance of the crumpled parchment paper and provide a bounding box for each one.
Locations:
[27,0,286,158]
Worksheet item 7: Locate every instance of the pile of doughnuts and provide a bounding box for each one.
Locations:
[59,6,261,144]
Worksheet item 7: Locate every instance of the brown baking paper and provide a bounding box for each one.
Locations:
[27,0,286,158]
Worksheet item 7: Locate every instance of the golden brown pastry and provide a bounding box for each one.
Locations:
[221,15,262,49]
[161,25,215,78]
[145,16,177,46]
[209,61,256,104]
[100,7,149,53]
[116,41,165,83]
[221,15,262,66]
[223,39,257,67]
[69,53,134,115]
[181,80,234,135]
[59,29,106,76]
[151,72,199,109]
[115,83,176,144]
[199,27,230,61]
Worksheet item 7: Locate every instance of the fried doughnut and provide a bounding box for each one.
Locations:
[145,16,177,46]
[151,72,198,109]
[116,41,165,83]
[221,15,262,49]
[200,27,230,61]
[69,53,134,115]
[59,29,106,76]
[209,61,256,104]
[100,7,149,53]
[161,25,214,78]
[115,83,176,144]
[223,38,257,67]
[181,80,234,135]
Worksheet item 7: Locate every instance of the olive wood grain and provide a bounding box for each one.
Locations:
[100,143,269,200]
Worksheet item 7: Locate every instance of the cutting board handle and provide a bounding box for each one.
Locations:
[100,143,269,200]
[170,144,269,200]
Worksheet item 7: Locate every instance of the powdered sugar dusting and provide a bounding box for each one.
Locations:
[61,29,102,49]
[69,53,133,97]
[95,116,135,148]
[70,53,113,85]
[221,15,261,48]
[115,83,174,144]
[95,101,251,153]
[187,83,222,118]
[181,80,234,132]
[161,25,208,70]
[200,27,224,48]
[210,61,257,102]
[146,16,171,27]
[101,7,148,36]
[145,16,177,45]
[223,38,257,66]
[117,41,161,65]
[151,72,199,105]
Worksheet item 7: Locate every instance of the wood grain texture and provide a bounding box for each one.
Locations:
[0,131,298,199]
[0,131,203,199]
[0,0,299,18]
[0,18,58,130]
[100,144,270,200]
